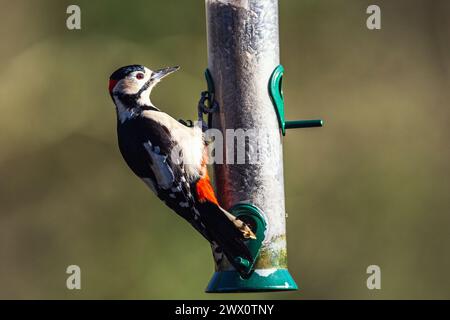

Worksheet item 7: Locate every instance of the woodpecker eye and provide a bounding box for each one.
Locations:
[136,73,145,80]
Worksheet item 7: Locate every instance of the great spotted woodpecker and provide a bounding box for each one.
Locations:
[109,65,256,275]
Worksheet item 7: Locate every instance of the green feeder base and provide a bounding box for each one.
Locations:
[206,269,298,293]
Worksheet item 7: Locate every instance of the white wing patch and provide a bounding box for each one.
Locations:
[143,141,175,190]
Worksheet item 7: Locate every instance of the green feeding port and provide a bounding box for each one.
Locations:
[230,203,267,277]
[206,203,298,293]
[269,65,324,135]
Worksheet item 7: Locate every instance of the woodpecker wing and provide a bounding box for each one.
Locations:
[117,116,203,231]
[117,115,253,274]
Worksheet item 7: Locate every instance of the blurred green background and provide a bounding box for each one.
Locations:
[0,0,449,299]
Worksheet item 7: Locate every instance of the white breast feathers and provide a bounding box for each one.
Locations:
[141,110,204,182]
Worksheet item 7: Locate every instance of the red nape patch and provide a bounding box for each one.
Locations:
[109,79,118,93]
[195,174,218,205]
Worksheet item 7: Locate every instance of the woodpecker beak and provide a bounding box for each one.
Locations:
[151,66,180,82]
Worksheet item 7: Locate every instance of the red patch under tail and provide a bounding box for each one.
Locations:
[195,173,218,205]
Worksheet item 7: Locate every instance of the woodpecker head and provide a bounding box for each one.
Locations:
[109,64,179,119]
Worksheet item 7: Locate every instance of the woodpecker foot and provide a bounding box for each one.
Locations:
[178,119,194,127]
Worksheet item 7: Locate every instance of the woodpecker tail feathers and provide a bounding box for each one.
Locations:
[197,201,254,276]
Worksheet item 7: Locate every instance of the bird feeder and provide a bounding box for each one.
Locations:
[204,0,323,293]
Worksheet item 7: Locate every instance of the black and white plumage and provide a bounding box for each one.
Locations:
[109,65,256,275]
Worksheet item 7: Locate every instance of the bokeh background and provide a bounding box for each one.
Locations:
[0,0,449,299]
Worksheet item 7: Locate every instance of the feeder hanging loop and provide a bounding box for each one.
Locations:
[197,69,218,131]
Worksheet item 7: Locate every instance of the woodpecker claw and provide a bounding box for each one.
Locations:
[178,119,194,127]
[234,218,257,240]
[242,224,257,240]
